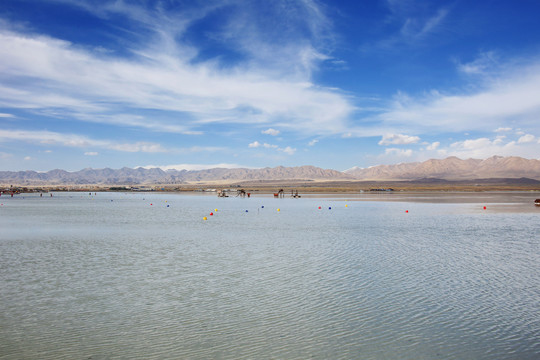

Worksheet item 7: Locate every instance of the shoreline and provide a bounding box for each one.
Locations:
[3,188,539,213]
[3,179,540,194]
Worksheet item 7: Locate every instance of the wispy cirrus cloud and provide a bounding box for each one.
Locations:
[399,8,449,42]
[361,1,450,51]
[457,51,500,75]
[368,59,540,135]
[0,129,167,152]
[0,0,352,139]
[0,129,221,154]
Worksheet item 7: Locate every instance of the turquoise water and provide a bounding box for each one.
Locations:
[1,192,539,359]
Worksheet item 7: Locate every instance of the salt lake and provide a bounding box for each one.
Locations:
[1,191,539,359]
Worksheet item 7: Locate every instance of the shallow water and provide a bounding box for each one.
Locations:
[1,192,539,359]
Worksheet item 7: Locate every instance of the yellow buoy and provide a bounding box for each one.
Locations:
[215,208,218,212]
[345,204,348,207]
[203,217,208,220]
[277,208,280,212]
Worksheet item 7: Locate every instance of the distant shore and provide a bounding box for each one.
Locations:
[3,178,540,194]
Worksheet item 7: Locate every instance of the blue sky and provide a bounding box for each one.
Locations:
[1,0,540,172]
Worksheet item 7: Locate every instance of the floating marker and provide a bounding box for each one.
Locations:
[483,206,486,210]
[277,208,280,212]
[345,204,348,207]
[167,205,169,207]
[215,208,218,212]
[203,217,207,220]
[245,210,248,212]
[329,207,331,210]
[210,212,213,216]
[318,206,321,209]
[261,205,264,208]
[406,210,409,213]
[150,203,153,206]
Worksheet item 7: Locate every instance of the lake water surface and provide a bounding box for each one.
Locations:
[1,192,539,359]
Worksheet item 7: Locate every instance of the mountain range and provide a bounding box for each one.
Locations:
[343,156,540,180]
[1,156,540,185]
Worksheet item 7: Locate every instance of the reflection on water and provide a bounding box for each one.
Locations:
[1,192,539,359]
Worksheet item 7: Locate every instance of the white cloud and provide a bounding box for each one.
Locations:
[262,128,280,136]
[494,127,512,133]
[308,139,319,146]
[248,140,294,155]
[279,146,297,155]
[378,133,540,163]
[249,141,278,149]
[378,133,420,145]
[493,135,505,145]
[385,148,413,157]
[446,136,540,159]
[110,142,166,153]
[24,156,32,161]
[0,113,14,118]
[518,134,536,143]
[372,61,540,135]
[426,141,440,150]
[84,152,99,156]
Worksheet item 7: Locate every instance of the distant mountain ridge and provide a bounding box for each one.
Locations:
[344,156,540,180]
[0,165,353,185]
[1,156,540,185]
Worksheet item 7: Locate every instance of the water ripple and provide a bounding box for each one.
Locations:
[0,193,539,359]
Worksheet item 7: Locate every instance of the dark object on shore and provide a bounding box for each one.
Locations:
[237,189,246,197]
[217,190,228,197]
[535,199,540,206]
